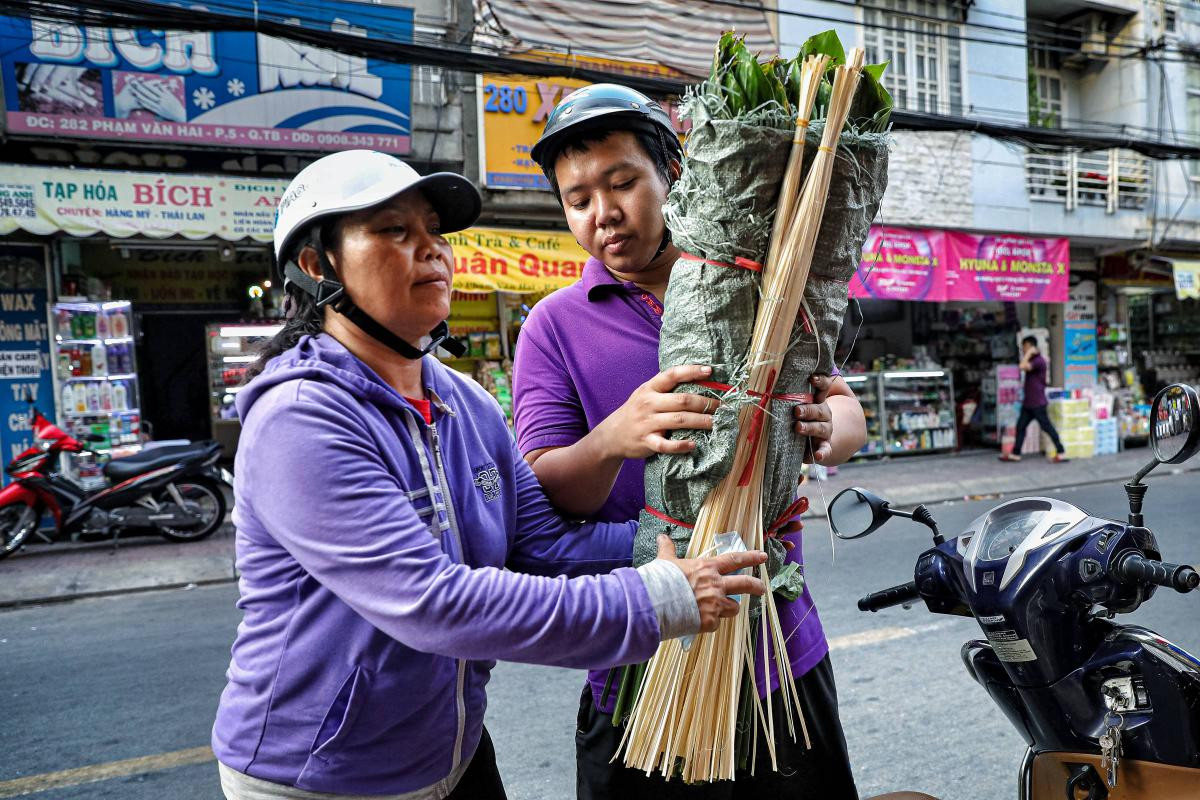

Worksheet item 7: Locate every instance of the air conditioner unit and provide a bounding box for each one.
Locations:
[1079,13,1109,58]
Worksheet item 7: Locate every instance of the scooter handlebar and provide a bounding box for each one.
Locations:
[1114,552,1200,594]
[858,581,920,612]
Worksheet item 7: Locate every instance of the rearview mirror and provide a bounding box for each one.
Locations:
[829,487,892,540]
[1150,383,1200,465]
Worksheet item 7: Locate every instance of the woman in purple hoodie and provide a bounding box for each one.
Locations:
[211,150,766,800]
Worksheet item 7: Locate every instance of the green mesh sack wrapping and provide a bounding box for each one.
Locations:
[634,116,889,599]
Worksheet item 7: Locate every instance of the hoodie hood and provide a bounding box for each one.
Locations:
[237,333,442,422]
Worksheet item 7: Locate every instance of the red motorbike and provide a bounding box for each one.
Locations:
[0,404,228,559]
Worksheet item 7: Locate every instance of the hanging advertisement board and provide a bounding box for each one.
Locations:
[0,3,413,153]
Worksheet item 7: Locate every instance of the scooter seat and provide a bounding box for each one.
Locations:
[103,441,220,483]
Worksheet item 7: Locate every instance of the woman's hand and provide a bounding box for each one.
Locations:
[593,364,717,460]
[794,373,835,463]
[655,535,766,633]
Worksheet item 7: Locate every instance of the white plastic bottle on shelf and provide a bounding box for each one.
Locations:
[74,385,87,414]
[96,312,109,339]
[110,310,128,338]
[100,381,114,412]
[91,343,107,376]
[62,385,74,416]
[113,381,128,412]
[86,383,101,413]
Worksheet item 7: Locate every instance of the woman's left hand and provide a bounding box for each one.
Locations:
[793,374,834,464]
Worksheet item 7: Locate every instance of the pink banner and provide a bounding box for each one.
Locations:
[852,227,1070,303]
[944,232,1070,303]
[850,227,946,301]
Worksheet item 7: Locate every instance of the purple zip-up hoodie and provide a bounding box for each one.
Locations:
[211,334,662,795]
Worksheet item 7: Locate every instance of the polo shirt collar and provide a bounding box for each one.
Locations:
[582,257,626,301]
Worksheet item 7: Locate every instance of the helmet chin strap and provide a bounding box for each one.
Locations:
[282,231,465,360]
[652,227,672,260]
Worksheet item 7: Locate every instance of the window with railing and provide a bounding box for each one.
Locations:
[863,0,964,116]
[1029,40,1065,128]
[1025,149,1151,212]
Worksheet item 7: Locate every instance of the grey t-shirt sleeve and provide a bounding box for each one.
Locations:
[635,559,701,640]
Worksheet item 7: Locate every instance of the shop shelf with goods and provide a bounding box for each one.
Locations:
[206,322,282,458]
[51,301,142,489]
[921,306,1018,446]
[1095,321,1149,445]
[842,372,883,457]
[881,368,957,455]
[1129,294,1200,395]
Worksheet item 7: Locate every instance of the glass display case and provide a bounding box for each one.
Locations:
[207,322,281,457]
[843,372,882,457]
[51,300,142,488]
[880,369,957,455]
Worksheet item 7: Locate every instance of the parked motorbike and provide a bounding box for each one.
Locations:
[0,403,231,559]
[837,383,1200,800]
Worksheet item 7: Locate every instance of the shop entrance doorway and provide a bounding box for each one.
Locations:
[138,312,240,444]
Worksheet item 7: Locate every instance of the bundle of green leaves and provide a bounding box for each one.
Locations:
[710,29,893,132]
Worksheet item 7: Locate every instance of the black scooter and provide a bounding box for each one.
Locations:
[840,383,1200,800]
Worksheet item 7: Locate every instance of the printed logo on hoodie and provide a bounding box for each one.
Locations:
[472,462,501,501]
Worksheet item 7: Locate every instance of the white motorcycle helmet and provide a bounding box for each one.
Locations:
[273,150,481,359]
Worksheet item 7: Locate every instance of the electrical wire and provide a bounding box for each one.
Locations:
[9,0,1200,159]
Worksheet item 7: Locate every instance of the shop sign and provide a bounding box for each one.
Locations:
[81,243,272,308]
[944,232,1070,303]
[1064,279,1098,391]
[852,227,947,301]
[0,2,413,153]
[445,227,589,293]
[0,164,286,242]
[1173,260,1200,300]
[850,227,1070,303]
[0,245,53,485]
[479,66,687,190]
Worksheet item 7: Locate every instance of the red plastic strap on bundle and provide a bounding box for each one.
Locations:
[695,380,813,405]
[767,496,810,537]
[798,305,814,335]
[644,504,694,530]
[679,251,763,273]
[736,368,777,487]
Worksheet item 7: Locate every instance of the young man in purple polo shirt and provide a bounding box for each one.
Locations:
[512,84,867,798]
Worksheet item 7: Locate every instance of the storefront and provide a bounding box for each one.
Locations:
[1090,253,1200,450]
[0,0,421,458]
[844,226,1081,458]
[441,225,589,420]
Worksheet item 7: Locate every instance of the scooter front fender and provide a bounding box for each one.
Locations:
[0,481,38,508]
[0,479,60,528]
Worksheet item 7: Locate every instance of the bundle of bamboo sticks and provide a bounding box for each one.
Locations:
[618,47,867,783]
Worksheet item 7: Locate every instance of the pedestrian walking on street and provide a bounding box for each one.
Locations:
[1001,335,1069,463]
[210,150,767,800]
[516,84,866,799]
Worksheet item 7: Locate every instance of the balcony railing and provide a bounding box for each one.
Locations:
[1025,149,1151,213]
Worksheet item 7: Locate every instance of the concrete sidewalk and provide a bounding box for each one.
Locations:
[1,445,1193,608]
[808,445,1195,514]
[0,524,237,608]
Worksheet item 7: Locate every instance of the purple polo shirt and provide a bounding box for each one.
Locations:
[1024,354,1049,408]
[513,257,829,712]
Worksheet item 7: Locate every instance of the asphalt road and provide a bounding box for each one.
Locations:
[1,469,1197,799]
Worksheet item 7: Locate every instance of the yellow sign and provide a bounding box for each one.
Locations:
[447,226,588,293]
[1174,260,1200,300]
[478,74,591,190]
[479,72,688,191]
